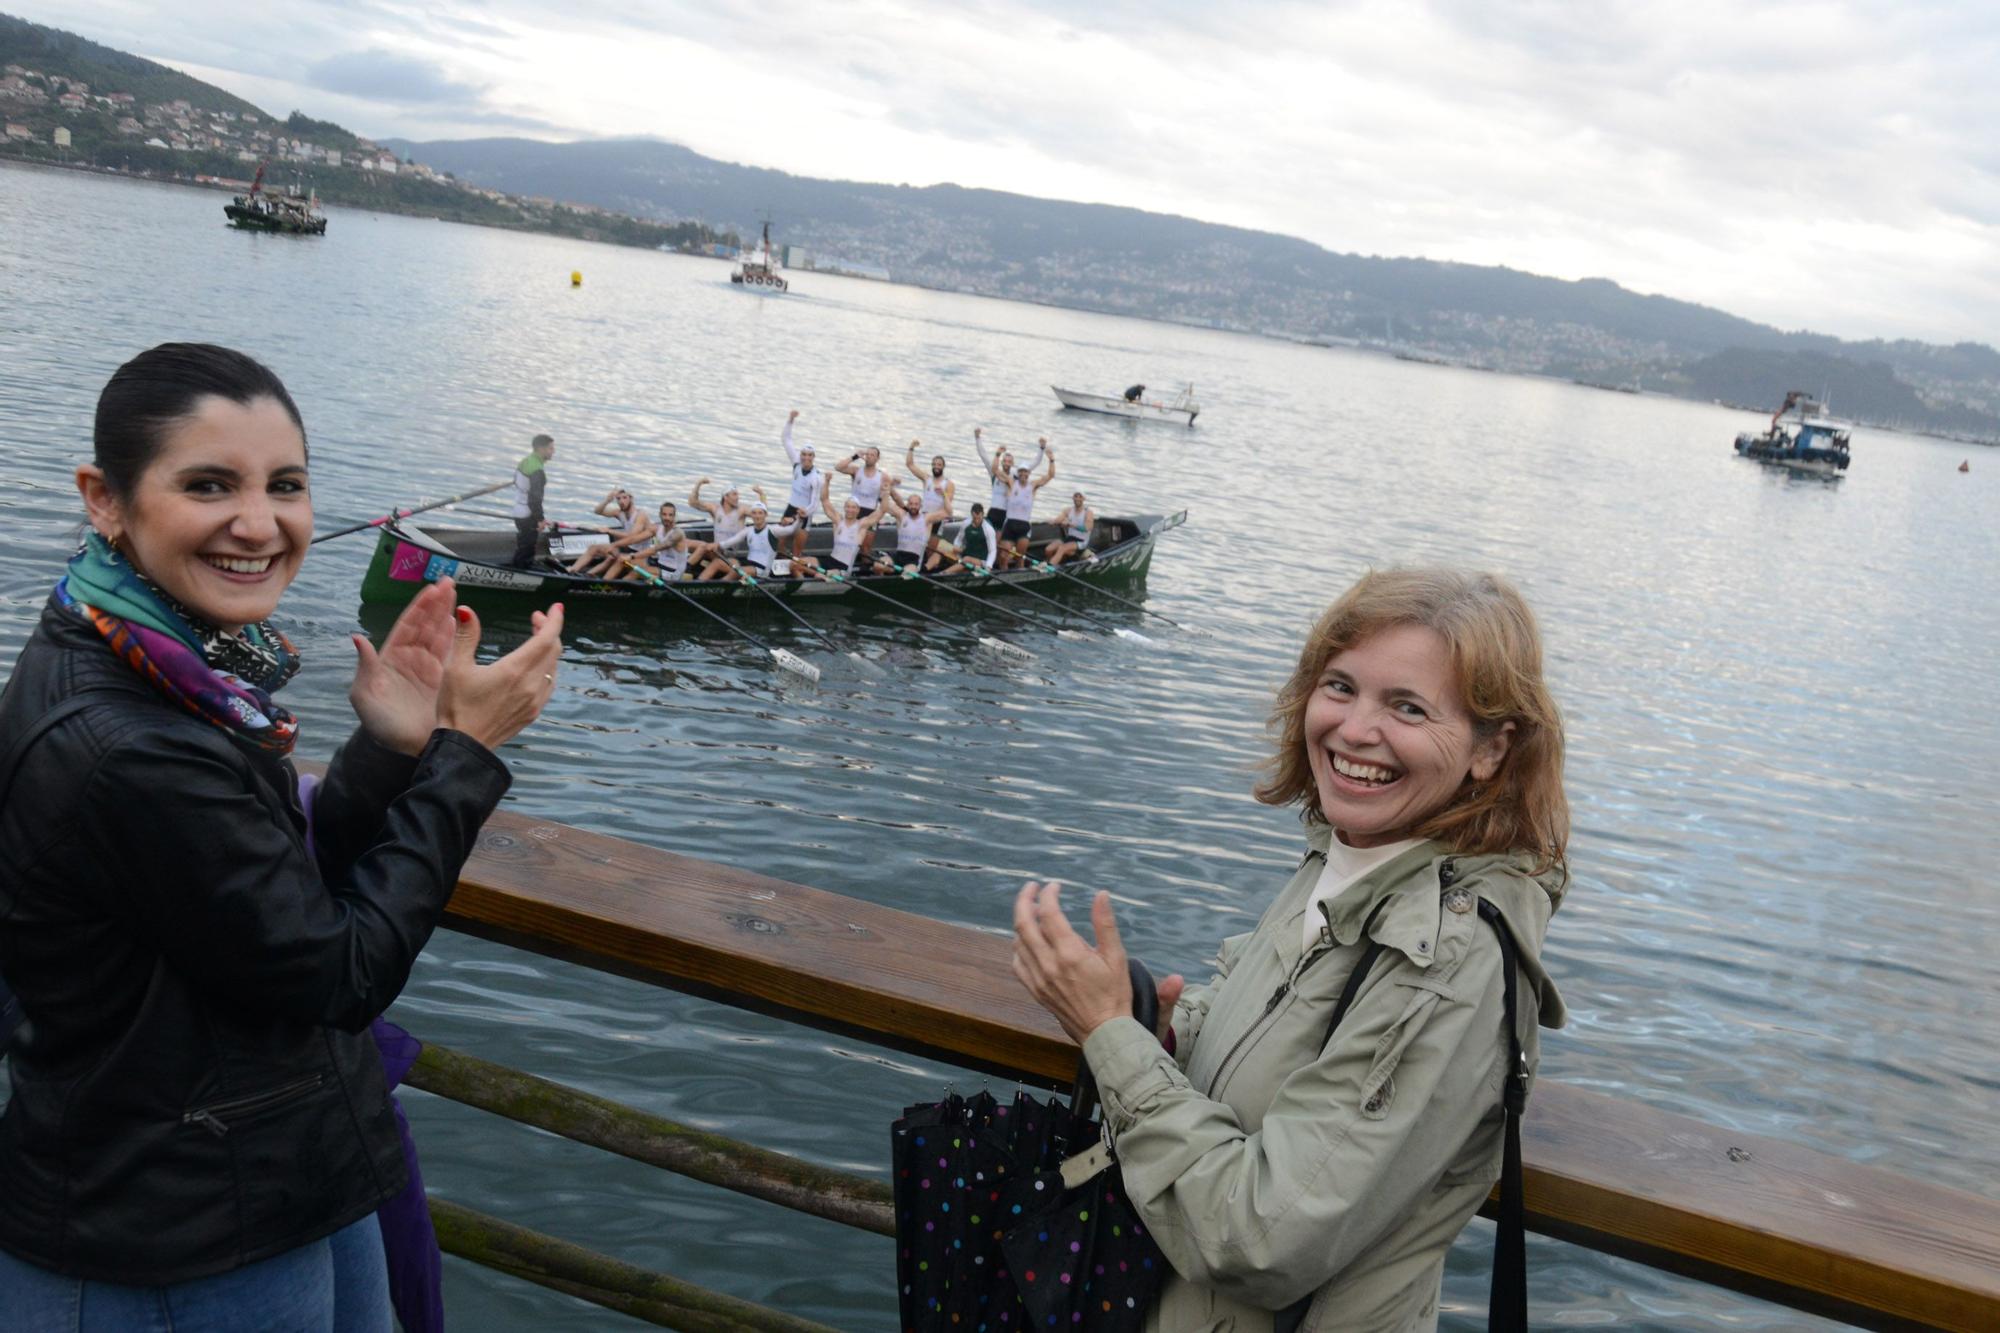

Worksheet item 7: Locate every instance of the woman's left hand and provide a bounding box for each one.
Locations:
[1012,881,1139,1044]
[349,578,457,756]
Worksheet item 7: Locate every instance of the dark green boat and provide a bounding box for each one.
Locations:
[358,512,1182,610]
[224,191,326,235]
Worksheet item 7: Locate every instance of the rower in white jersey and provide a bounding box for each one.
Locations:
[715,501,800,579]
[835,443,892,562]
[778,409,827,563]
[904,440,957,565]
[618,501,692,582]
[810,480,894,574]
[1042,490,1097,567]
[687,477,766,581]
[998,442,1057,570]
[972,427,1043,534]
[877,480,952,572]
[568,486,655,577]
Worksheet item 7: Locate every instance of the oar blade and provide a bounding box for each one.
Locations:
[771,648,822,683]
[979,636,1036,662]
[846,651,886,678]
[1113,628,1156,644]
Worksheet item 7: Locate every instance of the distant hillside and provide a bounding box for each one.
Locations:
[387,134,2000,439]
[0,11,260,117]
[1675,349,1998,434]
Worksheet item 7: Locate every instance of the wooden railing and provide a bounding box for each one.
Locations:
[408,801,2000,1332]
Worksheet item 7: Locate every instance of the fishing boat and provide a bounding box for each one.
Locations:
[729,220,789,292]
[1051,384,1199,426]
[223,164,327,236]
[1733,390,1852,477]
[359,511,1184,608]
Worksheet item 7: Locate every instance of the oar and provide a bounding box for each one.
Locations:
[1024,556,1203,635]
[967,563,1151,642]
[801,565,1034,662]
[713,555,882,677]
[894,563,1066,637]
[620,559,820,684]
[311,481,512,545]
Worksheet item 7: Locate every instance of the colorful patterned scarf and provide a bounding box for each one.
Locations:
[56,533,301,755]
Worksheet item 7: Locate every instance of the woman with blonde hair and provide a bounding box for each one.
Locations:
[1014,567,1569,1332]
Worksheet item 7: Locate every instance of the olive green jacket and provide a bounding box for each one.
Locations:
[1081,827,1567,1332]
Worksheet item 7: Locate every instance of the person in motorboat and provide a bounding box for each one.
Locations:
[1011,567,1568,1333]
[778,410,826,563]
[1123,383,1146,403]
[813,485,894,576]
[0,342,564,1330]
[875,482,953,573]
[566,486,655,577]
[939,501,1001,575]
[1043,490,1096,567]
[715,500,800,581]
[905,441,957,566]
[972,427,1043,538]
[998,445,1057,570]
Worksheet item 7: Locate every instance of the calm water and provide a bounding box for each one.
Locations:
[3,161,1997,1330]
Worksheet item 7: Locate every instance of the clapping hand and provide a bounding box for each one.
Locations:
[350,579,459,756]
[1012,881,1185,1045]
[437,601,565,752]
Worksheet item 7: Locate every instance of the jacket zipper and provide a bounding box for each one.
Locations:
[182,1073,325,1139]
[1205,945,1342,1100]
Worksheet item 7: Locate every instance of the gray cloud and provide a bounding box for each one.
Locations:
[307,48,489,104]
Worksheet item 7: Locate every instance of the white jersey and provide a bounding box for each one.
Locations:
[725,520,797,569]
[1007,475,1038,522]
[896,511,931,555]
[712,505,747,547]
[611,506,642,534]
[781,419,823,511]
[851,466,886,512]
[830,518,866,566]
[920,474,949,514]
[647,531,688,579]
[1061,505,1091,542]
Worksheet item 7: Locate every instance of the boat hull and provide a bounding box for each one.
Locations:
[1051,387,1197,425]
[224,204,327,236]
[358,512,1183,609]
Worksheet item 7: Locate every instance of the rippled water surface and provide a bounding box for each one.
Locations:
[4,162,1997,1330]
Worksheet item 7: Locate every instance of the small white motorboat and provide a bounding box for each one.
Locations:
[1052,383,1199,425]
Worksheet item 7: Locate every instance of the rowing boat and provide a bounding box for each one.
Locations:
[357,512,1186,608]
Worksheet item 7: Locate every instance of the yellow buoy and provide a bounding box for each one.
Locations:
[570,270,582,287]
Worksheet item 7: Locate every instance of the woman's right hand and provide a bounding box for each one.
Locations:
[436,603,564,751]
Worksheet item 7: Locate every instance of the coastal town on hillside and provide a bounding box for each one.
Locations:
[0,58,736,255]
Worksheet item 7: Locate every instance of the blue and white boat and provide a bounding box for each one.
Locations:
[1734,391,1852,477]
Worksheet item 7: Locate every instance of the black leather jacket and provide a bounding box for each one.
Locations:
[0,598,510,1283]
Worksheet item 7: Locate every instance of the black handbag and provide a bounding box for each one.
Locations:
[1274,890,1529,1333]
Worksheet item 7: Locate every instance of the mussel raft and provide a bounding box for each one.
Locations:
[357,512,1184,608]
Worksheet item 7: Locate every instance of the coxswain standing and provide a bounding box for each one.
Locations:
[835,443,892,564]
[716,500,801,580]
[509,432,556,567]
[998,444,1056,569]
[1042,490,1096,566]
[778,410,827,562]
[687,478,764,580]
[568,486,655,577]
[815,485,893,575]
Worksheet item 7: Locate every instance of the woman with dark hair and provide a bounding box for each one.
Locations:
[1013,568,1570,1332]
[0,343,564,1330]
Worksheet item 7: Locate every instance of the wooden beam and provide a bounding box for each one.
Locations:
[436,801,2000,1332]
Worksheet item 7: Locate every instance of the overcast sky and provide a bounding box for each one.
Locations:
[25,1,2000,344]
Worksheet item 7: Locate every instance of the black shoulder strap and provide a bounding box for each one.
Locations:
[1477,897,1529,1333]
[1,694,107,1046]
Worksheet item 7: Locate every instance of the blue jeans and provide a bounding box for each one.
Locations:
[0,1215,392,1333]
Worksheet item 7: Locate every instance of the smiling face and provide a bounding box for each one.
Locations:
[930,456,946,477]
[83,395,311,634]
[1302,623,1511,848]
[658,504,676,531]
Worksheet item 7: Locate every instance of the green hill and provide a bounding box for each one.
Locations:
[0,12,263,117]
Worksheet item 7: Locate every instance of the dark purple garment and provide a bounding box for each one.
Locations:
[300,773,444,1333]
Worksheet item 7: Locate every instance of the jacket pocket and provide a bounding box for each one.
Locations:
[182,1072,326,1138]
[1358,985,1442,1117]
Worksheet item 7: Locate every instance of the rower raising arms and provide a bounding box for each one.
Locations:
[1043,490,1096,566]
[878,480,953,572]
[998,439,1055,570]
[906,440,956,565]
[817,481,892,575]
[940,502,1002,575]
[779,409,826,561]
[568,485,655,577]
[973,426,1043,540]
[836,443,891,562]
[687,477,765,580]
[715,501,801,580]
